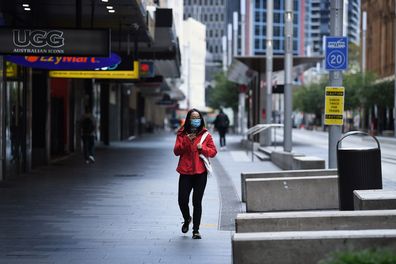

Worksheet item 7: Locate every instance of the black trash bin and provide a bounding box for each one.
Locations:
[336,131,382,210]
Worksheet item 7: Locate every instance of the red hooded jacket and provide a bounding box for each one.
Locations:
[173,127,217,175]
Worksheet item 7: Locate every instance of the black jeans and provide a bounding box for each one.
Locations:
[178,172,207,232]
[218,129,227,147]
[82,135,95,160]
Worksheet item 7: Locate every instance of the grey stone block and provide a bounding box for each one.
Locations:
[241,169,337,202]
[236,210,396,233]
[354,190,396,210]
[245,176,339,212]
[270,151,303,170]
[292,156,325,170]
[232,229,396,264]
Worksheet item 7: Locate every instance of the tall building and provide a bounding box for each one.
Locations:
[307,0,360,55]
[362,0,394,79]
[183,0,227,63]
[348,0,361,44]
[245,0,304,56]
[179,18,207,110]
[304,0,314,55]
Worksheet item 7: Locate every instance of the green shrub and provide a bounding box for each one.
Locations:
[318,248,396,264]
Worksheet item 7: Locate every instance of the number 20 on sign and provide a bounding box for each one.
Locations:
[325,37,348,71]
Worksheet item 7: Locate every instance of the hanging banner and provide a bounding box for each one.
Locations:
[49,61,139,79]
[0,28,110,57]
[324,86,345,126]
[5,53,121,70]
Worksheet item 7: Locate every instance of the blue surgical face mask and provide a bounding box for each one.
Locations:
[190,119,201,128]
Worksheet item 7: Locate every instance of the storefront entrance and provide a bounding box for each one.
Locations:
[4,80,27,178]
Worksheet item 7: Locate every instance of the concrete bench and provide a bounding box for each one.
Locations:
[292,156,325,170]
[245,176,339,212]
[236,210,396,233]
[354,190,396,210]
[232,229,396,264]
[241,169,337,202]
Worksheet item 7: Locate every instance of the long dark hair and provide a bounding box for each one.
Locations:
[183,108,205,133]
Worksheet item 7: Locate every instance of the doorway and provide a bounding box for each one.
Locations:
[5,81,26,178]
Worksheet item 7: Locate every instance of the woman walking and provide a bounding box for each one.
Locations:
[173,109,217,239]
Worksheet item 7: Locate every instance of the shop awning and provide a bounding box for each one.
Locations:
[138,8,181,78]
[234,55,324,73]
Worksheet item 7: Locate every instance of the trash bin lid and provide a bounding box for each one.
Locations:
[338,147,378,150]
[337,131,380,151]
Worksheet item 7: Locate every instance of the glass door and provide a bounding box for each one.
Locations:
[5,81,26,178]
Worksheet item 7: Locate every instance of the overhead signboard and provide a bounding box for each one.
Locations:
[49,61,139,79]
[0,28,110,57]
[324,86,345,126]
[5,53,121,70]
[325,36,348,71]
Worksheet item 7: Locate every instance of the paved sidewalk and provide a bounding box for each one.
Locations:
[0,132,235,264]
[4,130,393,263]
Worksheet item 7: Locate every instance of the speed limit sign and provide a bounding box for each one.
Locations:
[325,37,348,71]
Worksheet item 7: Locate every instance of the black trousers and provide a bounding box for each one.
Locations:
[178,172,207,232]
[218,129,227,147]
[82,135,95,160]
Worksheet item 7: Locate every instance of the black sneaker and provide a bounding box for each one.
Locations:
[192,231,201,239]
[181,217,191,233]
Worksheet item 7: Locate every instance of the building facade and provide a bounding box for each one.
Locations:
[348,0,361,44]
[250,0,305,55]
[307,0,360,55]
[0,1,182,181]
[362,0,394,79]
[184,0,226,63]
[179,18,207,110]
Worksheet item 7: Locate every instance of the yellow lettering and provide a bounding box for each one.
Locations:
[55,57,62,65]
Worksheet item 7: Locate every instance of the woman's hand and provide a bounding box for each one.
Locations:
[187,133,196,141]
[197,143,202,150]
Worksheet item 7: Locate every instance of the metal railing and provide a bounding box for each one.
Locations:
[245,123,284,161]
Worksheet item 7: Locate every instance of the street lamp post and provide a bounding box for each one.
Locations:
[394,2,396,137]
[241,0,246,56]
[222,36,227,72]
[265,0,273,146]
[284,0,293,152]
[328,0,344,168]
[240,0,247,134]
[362,11,367,74]
[227,23,232,66]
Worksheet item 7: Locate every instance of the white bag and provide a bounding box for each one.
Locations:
[199,132,213,176]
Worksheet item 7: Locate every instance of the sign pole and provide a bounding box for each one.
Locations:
[394,2,396,137]
[328,0,344,168]
[284,0,293,152]
[265,0,273,146]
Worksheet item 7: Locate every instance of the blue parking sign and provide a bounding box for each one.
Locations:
[325,37,348,71]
